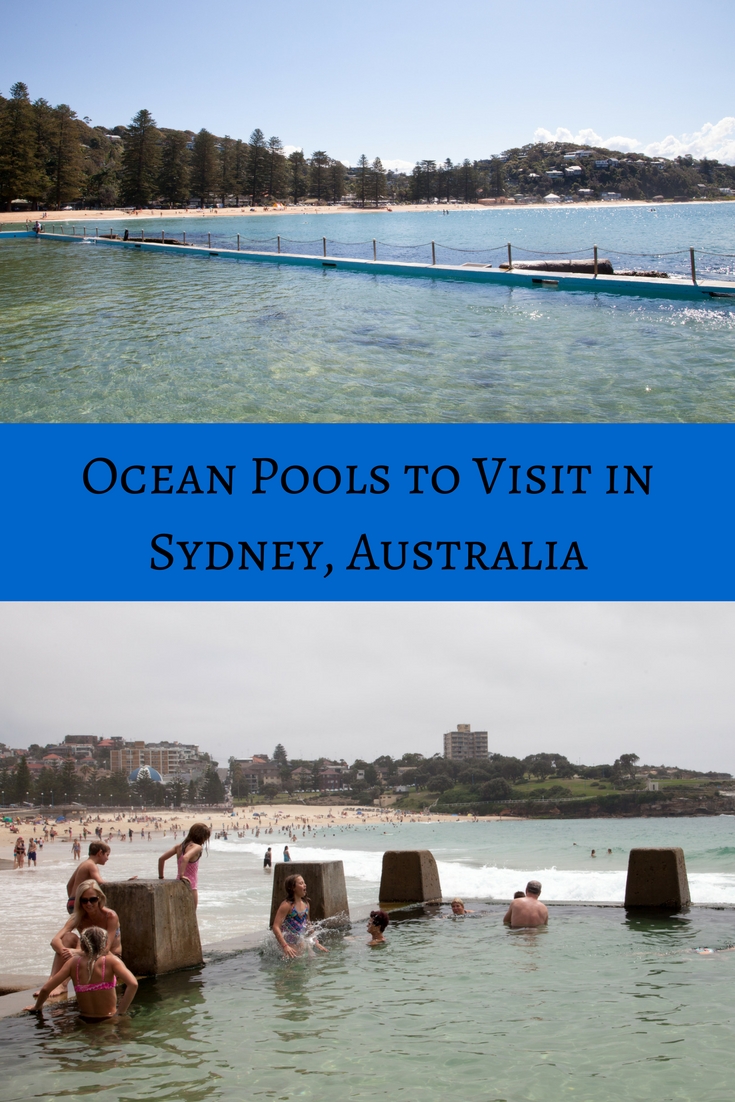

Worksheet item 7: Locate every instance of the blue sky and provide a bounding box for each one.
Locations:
[2,0,735,164]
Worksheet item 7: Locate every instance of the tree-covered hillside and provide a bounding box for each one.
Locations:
[2,81,734,211]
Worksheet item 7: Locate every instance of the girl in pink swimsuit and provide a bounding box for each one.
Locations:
[26,927,138,1021]
[158,822,211,909]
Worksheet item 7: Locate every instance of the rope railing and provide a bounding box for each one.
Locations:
[6,224,735,282]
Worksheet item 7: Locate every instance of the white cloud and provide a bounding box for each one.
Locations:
[534,126,639,152]
[533,118,735,163]
[380,158,415,173]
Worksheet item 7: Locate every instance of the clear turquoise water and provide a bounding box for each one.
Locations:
[1,206,734,422]
[2,905,734,1102]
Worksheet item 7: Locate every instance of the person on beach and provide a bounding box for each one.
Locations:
[27,839,37,867]
[72,839,81,860]
[40,880,122,997]
[503,881,548,928]
[26,927,137,1021]
[367,910,389,946]
[272,874,328,959]
[158,822,210,908]
[263,847,272,870]
[513,891,525,899]
[66,841,111,914]
[283,845,291,862]
[13,836,25,869]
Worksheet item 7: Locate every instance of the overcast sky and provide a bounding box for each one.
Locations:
[2,1,735,164]
[0,603,732,774]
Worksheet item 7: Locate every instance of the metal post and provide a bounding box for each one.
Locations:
[277,235,281,254]
[83,226,86,236]
[431,240,436,265]
[373,239,377,261]
[507,242,512,269]
[161,230,164,243]
[237,233,240,251]
[183,231,186,245]
[141,230,144,241]
[323,237,327,257]
[208,232,211,249]
[593,244,598,277]
[95,227,98,237]
[690,247,697,284]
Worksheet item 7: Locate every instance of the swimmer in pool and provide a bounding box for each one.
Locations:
[26,926,137,1021]
[367,910,389,945]
[272,874,328,959]
[503,881,548,928]
[450,898,474,915]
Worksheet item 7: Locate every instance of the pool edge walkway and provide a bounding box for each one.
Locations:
[3,230,734,303]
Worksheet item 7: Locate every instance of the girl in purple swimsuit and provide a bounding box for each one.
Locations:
[26,927,138,1021]
[158,822,211,909]
[272,874,329,959]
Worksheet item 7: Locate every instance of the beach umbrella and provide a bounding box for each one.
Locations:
[56,816,66,822]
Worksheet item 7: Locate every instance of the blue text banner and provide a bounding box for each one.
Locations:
[0,424,731,601]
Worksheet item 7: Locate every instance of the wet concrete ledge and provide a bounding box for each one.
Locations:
[1,230,733,303]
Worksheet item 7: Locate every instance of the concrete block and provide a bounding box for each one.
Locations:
[624,847,691,910]
[269,861,349,928]
[379,850,442,904]
[102,879,203,976]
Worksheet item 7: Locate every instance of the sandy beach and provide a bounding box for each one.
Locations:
[2,198,732,226]
[0,803,522,862]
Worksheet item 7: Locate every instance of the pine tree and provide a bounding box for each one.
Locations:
[233,139,247,205]
[190,129,218,207]
[329,159,345,204]
[460,158,475,203]
[248,128,267,204]
[201,767,225,803]
[159,130,190,207]
[49,104,84,209]
[490,159,505,197]
[273,744,288,766]
[266,135,285,200]
[371,157,387,206]
[218,135,236,206]
[442,158,454,202]
[0,82,47,210]
[309,150,329,202]
[13,756,32,803]
[357,153,370,207]
[288,149,306,203]
[121,108,161,207]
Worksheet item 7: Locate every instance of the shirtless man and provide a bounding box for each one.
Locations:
[503,881,549,928]
[65,842,110,914]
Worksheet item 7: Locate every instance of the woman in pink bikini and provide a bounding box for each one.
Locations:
[158,822,211,908]
[26,927,137,1021]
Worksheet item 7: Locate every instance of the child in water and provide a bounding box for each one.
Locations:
[158,822,211,908]
[272,874,328,959]
[26,927,137,1022]
[367,910,389,946]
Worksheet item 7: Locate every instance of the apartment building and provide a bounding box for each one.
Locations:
[443,724,489,761]
[109,740,200,776]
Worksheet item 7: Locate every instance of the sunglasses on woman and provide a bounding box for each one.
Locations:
[81,896,99,905]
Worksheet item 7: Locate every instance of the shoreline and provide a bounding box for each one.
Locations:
[2,198,734,226]
[0,803,524,860]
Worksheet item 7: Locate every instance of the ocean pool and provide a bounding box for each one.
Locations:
[1,206,734,423]
[4,816,735,976]
[2,905,734,1102]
